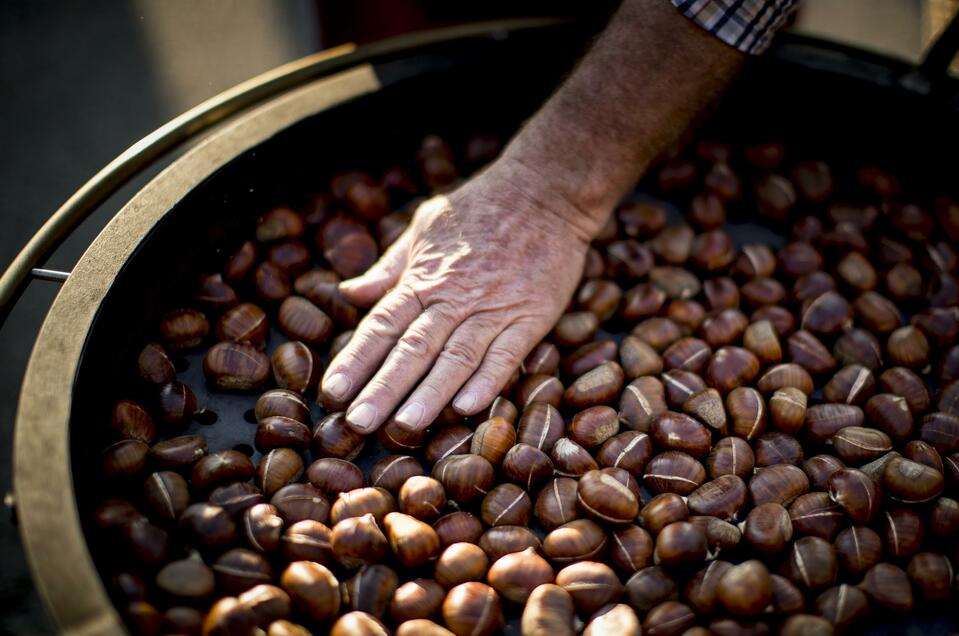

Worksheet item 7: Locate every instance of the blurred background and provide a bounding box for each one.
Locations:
[0,0,956,632]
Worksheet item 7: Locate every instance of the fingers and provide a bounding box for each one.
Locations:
[338,231,411,307]
[321,286,422,406]
[344,303,460,433]
[393,315,502,431]
[453,322,538,416]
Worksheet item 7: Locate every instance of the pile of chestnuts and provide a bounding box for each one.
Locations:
[94,130,959,636]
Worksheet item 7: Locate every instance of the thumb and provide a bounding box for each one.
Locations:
[339,231,410,307]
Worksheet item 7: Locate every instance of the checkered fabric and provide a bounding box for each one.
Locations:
[670,0,800,54]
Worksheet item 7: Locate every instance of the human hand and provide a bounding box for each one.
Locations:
[320,159,597,433]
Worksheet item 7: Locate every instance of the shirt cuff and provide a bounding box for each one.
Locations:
[670,0,800,55]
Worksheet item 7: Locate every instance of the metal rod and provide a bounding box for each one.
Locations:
[30,269,70,283]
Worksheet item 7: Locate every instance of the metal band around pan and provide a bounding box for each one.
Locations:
[14,63,381,636]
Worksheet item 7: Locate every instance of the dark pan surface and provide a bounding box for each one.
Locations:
[71,26,958,635]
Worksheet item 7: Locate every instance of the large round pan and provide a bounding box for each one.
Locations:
[9,16,959,635]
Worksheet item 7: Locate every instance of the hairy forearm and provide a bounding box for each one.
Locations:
[499,0,745,239]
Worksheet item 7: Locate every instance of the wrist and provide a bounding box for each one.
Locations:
[477,154,613,245]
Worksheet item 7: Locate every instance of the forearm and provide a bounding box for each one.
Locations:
[499,0,745,239]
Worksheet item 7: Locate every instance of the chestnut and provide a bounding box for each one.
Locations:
[716,560,772,617]
[149,433,207,470]
[255,388,309,424]
[859,563,913,613]
[642,601,696,636]
[390,578,445,623]
[564,361,624,408]
[609,524,654,574]
[329,612,388,636]
[272,341,321,394]
[543,518,607,564]
[395,620,455,636]
[383,512,440,567]
[748,464,809,507]
[207,482,264,517]
[216,303,269,349]
[441,582,503,636]
[280,561,340,623]
[271,483,329,525]
[519,584,576,636]
[788,492,844,541]
[238,584,292,627]
[653,521,707,566]
[813,584,868,632]
[178,503,238,549]
[306,458,364,497]
[829,426,892,464]
[549,438,594,479]
[111,399,155,444]
[470,416,516,465]
[625,565,679,612]
[329,487,395,526]
[137,343,175,386]
[481,483,530,528]
[396,475,446,522]
[425,425,473,465]
[369,455,424,494]
[781,536,838,592]
[583,603,640,636]
[683,560,732,614]
[726,387,767,441]
[555,561,622,615]
[639,492,688,535]
[212,548,273,595]
[643,451,706,496]
[882,507,925,559]
[159,308,209,350]
[753,431,803,467]
[281,520,333,564]
[203,341,271,391]
[477,525,541,562]
[706,437,755,480]
[682,388,727,434]
[827,468,881,524]
[331,513,388,570]
[487,547,554,603]
[434,542,489,588]
[255,448,303,497]
[882,456,944,503]
[142,471,190,522]
[595,431,653,476]
[686,474,747,521]
[433,512,483,548]
[906,552,954,601]
[312,412,365,461]
[255,416,311,452]
[202,597,258,636]
[577,469,639,525]
[155,557,215,603]
[619,376,667,432]
[534,478,580,531]
[742,503,792,554]
[433,454,495,503]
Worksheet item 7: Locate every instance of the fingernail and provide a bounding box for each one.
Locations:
[323,373,351,400]
[395,402,425,430]
[453,392,477,414]
[346,402,377,432]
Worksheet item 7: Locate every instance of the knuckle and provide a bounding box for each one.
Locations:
[363,311,400,339]
[439,340,482,368]
[396,330,432,359]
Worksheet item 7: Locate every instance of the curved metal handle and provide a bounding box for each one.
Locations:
[919,9,959,86]
[901,9,959,95]
[0,17,568,328]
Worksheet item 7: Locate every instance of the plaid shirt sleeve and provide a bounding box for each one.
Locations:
[670,0,800,55]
